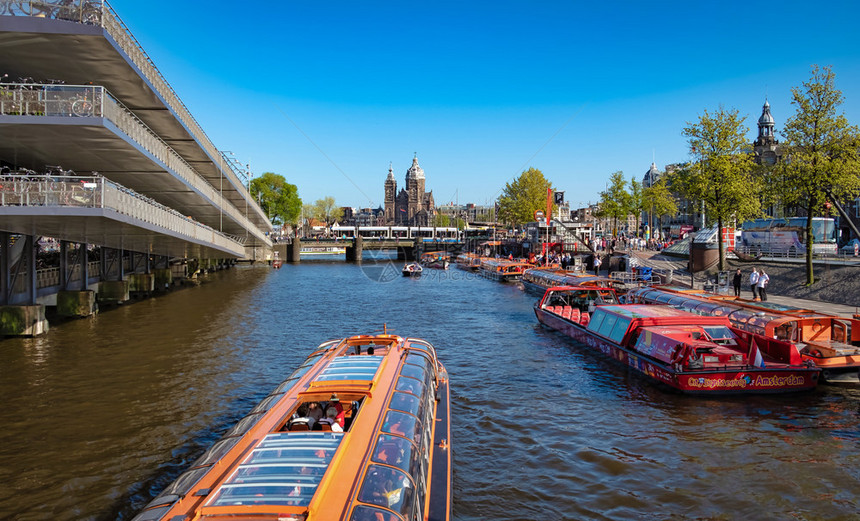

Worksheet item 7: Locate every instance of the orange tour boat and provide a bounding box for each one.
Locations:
[132,333,451,521]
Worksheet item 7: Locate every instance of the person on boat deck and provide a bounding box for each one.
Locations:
[367,346,375,355]
[749,268,759,300]
[327,393,345,427]
[289,404,316,430]
[318,407,344,432]
[307,402,323,424]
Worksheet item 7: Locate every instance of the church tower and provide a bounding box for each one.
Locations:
[384,163,396,223]
[754,99,779,165]
[405,154,425,220]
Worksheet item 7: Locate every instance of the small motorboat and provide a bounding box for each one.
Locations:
[402,263,423,277]
[421,252,450,269]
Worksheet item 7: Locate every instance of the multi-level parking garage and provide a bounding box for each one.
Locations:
[0,1,273,324]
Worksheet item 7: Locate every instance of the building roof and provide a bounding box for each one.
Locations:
[759,100,775,125]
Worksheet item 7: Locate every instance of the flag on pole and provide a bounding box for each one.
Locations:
[748,338,765,368]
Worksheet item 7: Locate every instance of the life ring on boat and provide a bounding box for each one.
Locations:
[809,349,823,358]
[671,344,686,364]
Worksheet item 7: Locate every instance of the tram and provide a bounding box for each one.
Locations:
[133,333,451,521]
[627,286,860,383]
[330,225,460,242]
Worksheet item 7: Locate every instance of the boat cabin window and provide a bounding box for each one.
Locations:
[356,464,415,517]
[350,505,405,521]
[286,353,325,382]
[382,410,422,444]
[390,392,423,419]
[586,309,607,333]
[585,309,630,343]
[608,316,631,343]
[371,433,420,477]
[316,356,384,382]
[702,325,736,345]
[206,432,343,508]
[396,375,426,397]
[727,309,766,336]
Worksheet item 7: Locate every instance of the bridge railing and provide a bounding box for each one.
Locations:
[0,174,246,253]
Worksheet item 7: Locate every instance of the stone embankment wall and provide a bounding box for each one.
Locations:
[726,260,860,308]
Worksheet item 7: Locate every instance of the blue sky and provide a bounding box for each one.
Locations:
[110,0,860,210]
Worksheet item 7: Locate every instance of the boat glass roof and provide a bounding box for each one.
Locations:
[207,432,343,508]
[316,355,384,382]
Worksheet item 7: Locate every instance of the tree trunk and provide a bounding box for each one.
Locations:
[717,216,725,272]
[805,211,815,285]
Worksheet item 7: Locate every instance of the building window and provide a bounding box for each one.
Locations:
[855,198,860,218]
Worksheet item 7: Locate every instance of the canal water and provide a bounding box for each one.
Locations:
[1,258,860,520]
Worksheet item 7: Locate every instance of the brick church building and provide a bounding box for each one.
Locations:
[384,155,436,226]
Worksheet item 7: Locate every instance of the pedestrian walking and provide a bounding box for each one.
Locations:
[593,255,602,276]
[749,268,759,300]
[757,269,770,301]
[732,268,742,297]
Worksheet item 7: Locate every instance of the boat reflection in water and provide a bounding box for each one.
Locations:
[133,334,451,521]
[535,285,819,394]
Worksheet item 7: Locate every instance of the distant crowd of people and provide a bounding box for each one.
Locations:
[585,235,674,254]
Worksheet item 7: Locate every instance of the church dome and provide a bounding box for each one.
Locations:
[386,163,395,182]
[643,162,660,186]
[759,100,775,125]
[405,155,425,180]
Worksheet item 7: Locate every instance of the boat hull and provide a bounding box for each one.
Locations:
[535,307,818,394]
[479,269,522,282]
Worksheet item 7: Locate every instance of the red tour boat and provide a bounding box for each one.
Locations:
[535,286,820,394]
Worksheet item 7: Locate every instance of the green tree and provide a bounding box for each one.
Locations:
[679,106,760,271]
[497,167,553,225]
[596,171,631,237]
[641,176,678,237]
[779,65,860,284]
[629,177,643,236]
[434,214,466,229]
[249,172,302,225]
[311,196,344,226]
